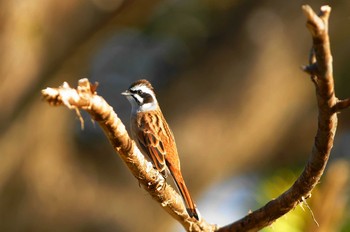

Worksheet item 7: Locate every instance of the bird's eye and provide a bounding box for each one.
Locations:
[137,90,143,95]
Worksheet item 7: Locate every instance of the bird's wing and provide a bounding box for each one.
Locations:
[136,113,167,176]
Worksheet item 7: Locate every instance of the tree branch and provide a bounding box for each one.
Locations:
[41,79,216,232]
[217,5,350,232]
[41,4,349,232]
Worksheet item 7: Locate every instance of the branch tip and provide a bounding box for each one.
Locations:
[302,5,330,37]
[320,5,331,15]
[302,5,315,19]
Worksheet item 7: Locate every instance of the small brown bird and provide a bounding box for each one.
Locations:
[122,79,199,220]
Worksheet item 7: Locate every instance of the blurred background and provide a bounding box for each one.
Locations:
[1,0,349,231]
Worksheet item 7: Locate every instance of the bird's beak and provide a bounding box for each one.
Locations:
[121,90,131,96]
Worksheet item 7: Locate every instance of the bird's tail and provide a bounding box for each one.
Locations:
[168,167,199,220]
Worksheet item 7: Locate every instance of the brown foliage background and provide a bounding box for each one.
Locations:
[1,1,349,231]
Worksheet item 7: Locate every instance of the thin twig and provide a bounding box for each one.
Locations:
[332,98,350,113]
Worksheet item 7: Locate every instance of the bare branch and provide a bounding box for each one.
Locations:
[217,5,346,232]
[41,79,216,232]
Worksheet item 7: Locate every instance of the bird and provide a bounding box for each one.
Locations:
[122,79,199,220]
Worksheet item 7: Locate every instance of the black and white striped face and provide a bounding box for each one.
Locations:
[122,79,158,113]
